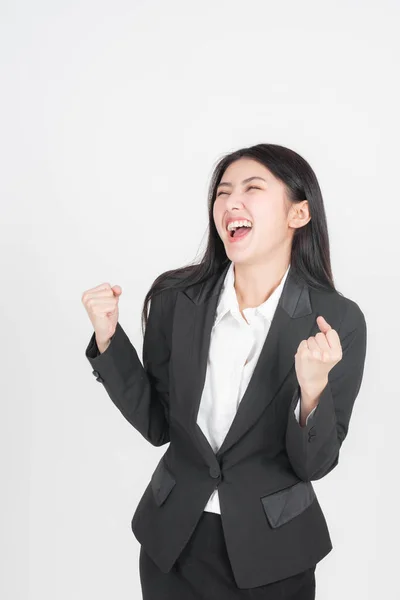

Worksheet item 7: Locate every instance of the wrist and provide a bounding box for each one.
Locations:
[300,378,328,404]
[96,338,111,354]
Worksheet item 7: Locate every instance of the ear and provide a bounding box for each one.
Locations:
[288,200,311,229]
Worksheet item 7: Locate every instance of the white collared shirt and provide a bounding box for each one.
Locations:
[196,261,315,514]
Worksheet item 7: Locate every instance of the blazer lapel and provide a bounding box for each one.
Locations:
[171,263,228,452]
[171,262,319,461]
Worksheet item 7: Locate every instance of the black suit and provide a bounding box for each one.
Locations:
[85,262,367,589]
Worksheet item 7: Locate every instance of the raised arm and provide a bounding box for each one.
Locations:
[285,301,367,481]
[85,290,171,446]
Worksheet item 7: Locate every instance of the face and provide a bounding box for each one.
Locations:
[213,157,310,265]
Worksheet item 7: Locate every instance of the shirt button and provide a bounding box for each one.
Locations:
[209,466,220,478]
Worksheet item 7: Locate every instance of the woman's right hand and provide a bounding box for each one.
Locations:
[81,283,123,350]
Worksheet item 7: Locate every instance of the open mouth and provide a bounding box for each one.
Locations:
[228,225,253,241]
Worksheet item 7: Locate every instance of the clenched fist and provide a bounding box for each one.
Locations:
[81,283,122,351]
[295,315,343,396]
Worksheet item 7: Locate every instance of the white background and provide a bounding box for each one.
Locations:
[1,0,399,598]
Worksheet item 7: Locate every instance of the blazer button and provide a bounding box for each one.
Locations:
[209,466,220,478]
[308,430,317,442]
[92,370,104,383]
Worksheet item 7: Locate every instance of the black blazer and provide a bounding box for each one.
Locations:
[85,262,367,589]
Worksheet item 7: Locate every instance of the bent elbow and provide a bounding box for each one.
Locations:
[290,448,341,482]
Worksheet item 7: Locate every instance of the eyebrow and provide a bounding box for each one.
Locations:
[217,176,267,188]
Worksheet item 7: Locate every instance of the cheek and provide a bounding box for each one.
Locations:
[253,197,282,224]
[253,205,284,240]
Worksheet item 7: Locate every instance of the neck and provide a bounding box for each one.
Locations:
[233,255,290,310]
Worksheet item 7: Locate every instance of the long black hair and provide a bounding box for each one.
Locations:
[141,143,338,336]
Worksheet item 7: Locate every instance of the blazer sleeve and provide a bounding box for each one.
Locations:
[85,290,170,447]
[294,397,316,425]
[285,299,367,482]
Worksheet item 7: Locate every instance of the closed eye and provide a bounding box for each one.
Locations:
[217,186,261,197]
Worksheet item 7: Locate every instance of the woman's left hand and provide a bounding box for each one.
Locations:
[295,316,343,396]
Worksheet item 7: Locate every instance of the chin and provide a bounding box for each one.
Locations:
[225,250,254,264]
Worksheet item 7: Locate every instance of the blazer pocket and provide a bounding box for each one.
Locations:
[260,481,316,528]
[151,457,176,507]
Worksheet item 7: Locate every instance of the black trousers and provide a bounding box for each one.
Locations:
[139,511,316,599]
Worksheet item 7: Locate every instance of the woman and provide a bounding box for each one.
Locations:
[82,143,367,599]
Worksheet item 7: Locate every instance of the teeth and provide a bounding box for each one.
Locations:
[227,219,253,232]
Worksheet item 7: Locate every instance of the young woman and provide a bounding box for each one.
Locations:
[82,143,367,599]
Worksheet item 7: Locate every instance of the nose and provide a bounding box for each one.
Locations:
[225,190,245,210]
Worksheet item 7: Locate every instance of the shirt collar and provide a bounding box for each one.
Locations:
[213,262,291,327]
